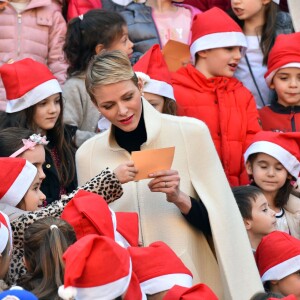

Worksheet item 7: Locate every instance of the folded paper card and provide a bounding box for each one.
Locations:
[162,40,191,72]
[131,147,175,181]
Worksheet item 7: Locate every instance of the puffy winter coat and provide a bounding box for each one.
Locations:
[172,65,261,186]
[259,102,300,132]
[0,0,68,110]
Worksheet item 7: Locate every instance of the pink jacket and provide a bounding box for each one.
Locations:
[0,0,68,110]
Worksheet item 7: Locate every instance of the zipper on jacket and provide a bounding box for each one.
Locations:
[17,14,22,56]
[291,106,296,132]
[135,183,144,246]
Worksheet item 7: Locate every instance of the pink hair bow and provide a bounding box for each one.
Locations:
[9,134,49,158]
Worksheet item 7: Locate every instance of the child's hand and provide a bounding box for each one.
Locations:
[113,161,138,184]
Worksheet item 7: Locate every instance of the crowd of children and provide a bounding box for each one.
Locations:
[0,0,300,299]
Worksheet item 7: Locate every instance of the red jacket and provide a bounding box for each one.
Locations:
[172,65,261,186]
[259,102,300,132]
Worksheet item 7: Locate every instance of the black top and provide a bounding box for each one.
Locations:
[115,109,147,153]
[184,198,211,237]
[114,107,211,236]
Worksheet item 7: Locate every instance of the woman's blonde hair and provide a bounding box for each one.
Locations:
[86,50,138,104]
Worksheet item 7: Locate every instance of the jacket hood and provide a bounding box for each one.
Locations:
[172,64,243,93]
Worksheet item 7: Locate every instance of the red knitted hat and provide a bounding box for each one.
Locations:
[255,231,300,283]
[58,235,132,300]
[0,211,12,254]
[0,157,37,207]
[133,44,175,101]
[265,33,300,86]
[128,241,193,295]
[190,7,247,63]
[0,58,62,113]
[61,190,139,247]
[163,283,218,300]
[244,131,300,179]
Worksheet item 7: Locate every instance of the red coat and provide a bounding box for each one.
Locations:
[259,102,300,132]
[172,65,261,186]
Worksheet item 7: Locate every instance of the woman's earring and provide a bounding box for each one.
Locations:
[141,91,144,96]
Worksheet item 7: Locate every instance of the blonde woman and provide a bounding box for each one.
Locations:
[76,50,263,300]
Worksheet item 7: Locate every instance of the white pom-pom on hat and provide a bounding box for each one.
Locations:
[58,286,77,300]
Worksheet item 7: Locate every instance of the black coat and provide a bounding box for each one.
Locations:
[40,125,77,204]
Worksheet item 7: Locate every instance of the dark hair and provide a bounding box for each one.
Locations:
[0,96,76,187]
[163,98,177,115]
[247,153,293,208]
[232,185,263,220]
[250,291,284,300]
[19,217,76,300]
[64,9,127,77]
[228,2,279,65]
[0,127,35,157]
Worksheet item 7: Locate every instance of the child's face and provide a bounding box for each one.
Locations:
[271,270,300,299]
[231,0,270,22]
[198,47,242,78]
[246,153,289,195]
[33,93,61,134]
[107,26,134,60]
[143,92,164,113]
[20,144,46,183]
[21,173,46,211]
[270,67,300,107]
[246,193,276,236]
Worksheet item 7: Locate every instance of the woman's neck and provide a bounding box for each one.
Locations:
[115,108,147,153]
[146,0,177,13]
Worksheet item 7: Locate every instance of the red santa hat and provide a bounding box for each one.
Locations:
[58,234,133,300]
[269,296,297,300]
[61,190,139,247]
[255,231,300,283]
[265,33,300,86]
[133,44,175,101]
[244,131,300,179]
[0,211,12,255]
[163,283,218,300]
[128,241,193,295]
[0,58,62,113]
[0,157,37,207]
[190,7,247,64]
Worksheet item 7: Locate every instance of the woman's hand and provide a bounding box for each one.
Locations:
[148,170,192,214]
[113,161,138,184]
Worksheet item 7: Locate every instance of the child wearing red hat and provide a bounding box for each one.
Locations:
[0,156,128,286]
[0,58,77,206]
[172,7,261,186]
[259,32,300,132]
[244,131,300,239]
[134,44,177,115]
[255,231,300,299]
[230,0,293,108]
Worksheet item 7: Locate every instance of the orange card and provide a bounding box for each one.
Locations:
[162,40,191,72]
[131,147,175,181]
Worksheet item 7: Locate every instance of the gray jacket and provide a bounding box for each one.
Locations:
[102,0,161,64]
